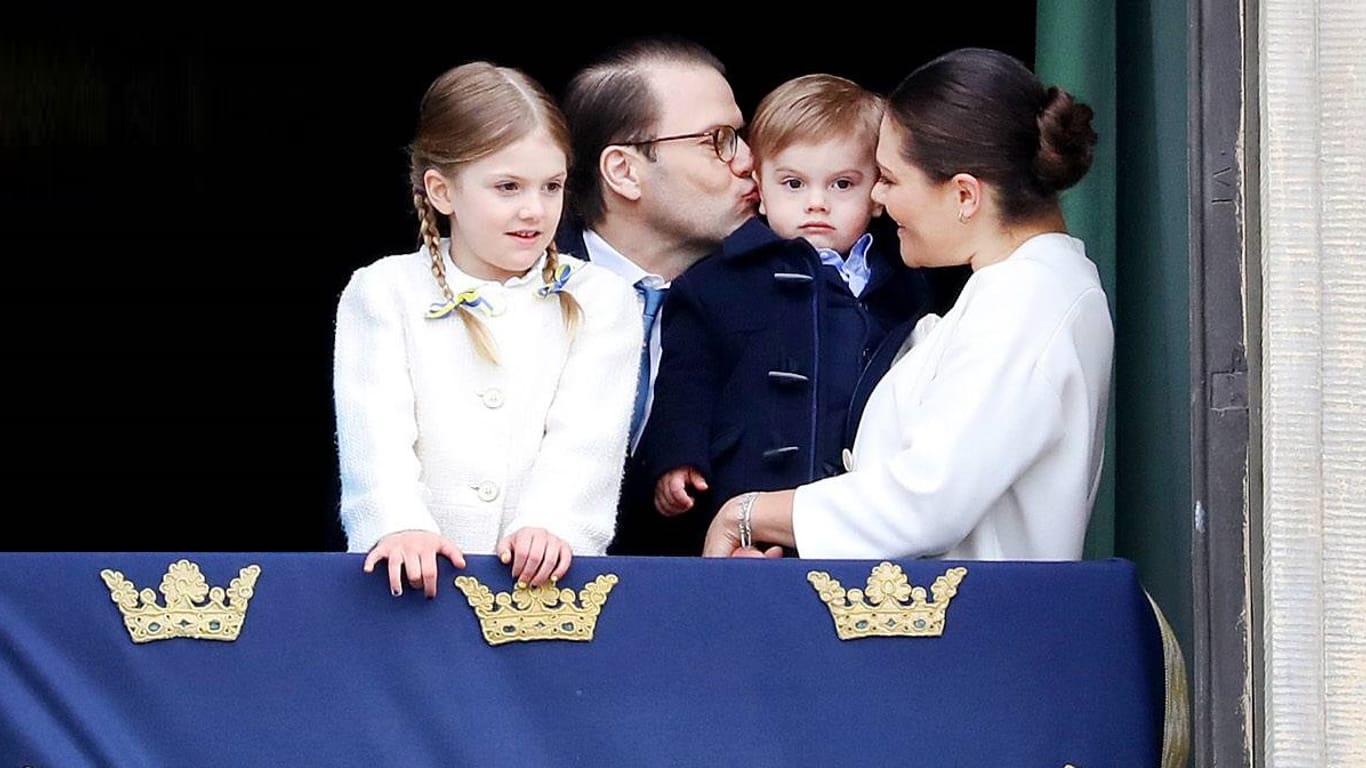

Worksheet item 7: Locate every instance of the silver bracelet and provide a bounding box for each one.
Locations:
[737,492,758,549]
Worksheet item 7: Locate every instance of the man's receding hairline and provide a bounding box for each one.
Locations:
[641,61,732,107]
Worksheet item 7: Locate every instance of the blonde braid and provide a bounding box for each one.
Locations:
[415,193,451,303]
[414,192,499,364]
[542,242,582,339]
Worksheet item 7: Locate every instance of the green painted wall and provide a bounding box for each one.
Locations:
[1111,0,1193,674]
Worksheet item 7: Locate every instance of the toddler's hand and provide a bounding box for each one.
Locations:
[655,466,708,516]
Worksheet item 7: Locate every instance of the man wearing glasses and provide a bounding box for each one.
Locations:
[559,37,759,554]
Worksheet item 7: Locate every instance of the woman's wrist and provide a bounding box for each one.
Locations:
[735,492,759,548]
[748,489,798,550]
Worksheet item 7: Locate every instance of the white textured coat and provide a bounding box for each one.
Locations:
[792,233,1114,560]
[334,243,639,555]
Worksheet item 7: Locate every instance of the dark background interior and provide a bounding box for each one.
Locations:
[1,20,1035,552]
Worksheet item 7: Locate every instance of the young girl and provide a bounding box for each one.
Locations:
[334,62,639,597]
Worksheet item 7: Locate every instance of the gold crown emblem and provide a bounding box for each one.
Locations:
[453,573,618,646]
[100,559,261,644]
[807,562,967,640]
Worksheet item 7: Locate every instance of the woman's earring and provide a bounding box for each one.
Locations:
[957,210,967,224]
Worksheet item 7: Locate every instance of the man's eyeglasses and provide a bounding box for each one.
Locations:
[618,125,740,163]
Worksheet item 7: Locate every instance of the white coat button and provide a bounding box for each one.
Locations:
[841,448,854,472]
[480,388,505,409]
[475,481,500,502]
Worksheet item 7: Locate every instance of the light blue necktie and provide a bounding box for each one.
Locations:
[630,281,667,447]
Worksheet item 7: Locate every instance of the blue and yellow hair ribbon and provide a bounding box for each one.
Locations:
[427,288,494,319]
[537,263,574,297]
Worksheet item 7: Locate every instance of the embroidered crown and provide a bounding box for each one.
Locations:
[453,573,618,646]
[807,562,967,640]
[100,559,261,644]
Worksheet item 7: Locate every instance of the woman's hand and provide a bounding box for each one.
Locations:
[703,493,784,558]
[655,466,709,516]
[364,530,467,598]
[497,527,573,587]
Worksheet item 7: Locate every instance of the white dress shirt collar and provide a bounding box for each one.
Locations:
[582,229,669,290]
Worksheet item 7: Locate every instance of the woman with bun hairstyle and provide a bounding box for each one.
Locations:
[703,47,1113,561]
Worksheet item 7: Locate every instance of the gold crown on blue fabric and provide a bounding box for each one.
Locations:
[100,559,261,644]
[807,562,967,640]
[453,573,618,646]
